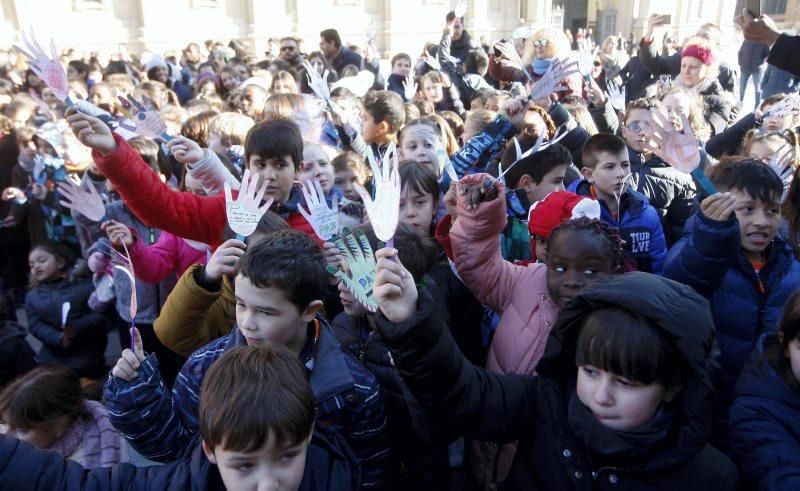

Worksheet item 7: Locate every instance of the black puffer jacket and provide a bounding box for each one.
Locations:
[628,147,697,246]
[697,79,738,136]
[377,272,738,490]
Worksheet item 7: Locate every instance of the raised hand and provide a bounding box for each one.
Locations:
[402,69,417,101]
[700,193,737,222]
[584,77,606,106]
[373,247,418,324]
[366,20,378,47]
[117,94,170,140]
[768,143,795,185]
[13,28,70,104]
[65,108,117,156]
[168,136,205,165]
[111,326,145,382]
[353,145,401,242]
[327,227,378,312]
[205,238,246,282]
[1,187,26,204]
[102,220,134,248]
[421,53,441,71]
[646,14,666,40]
[529,58,577,100]
[605,79,626,112]
[302,59,332,104]
[57,179,106,222]
[496,41,533,84]
[224,169,273,240]
[298,178,339,241]
[642,109,700,173]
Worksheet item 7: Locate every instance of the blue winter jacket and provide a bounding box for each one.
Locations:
[568,179,668,273]
[103,317,388,488]
[729,333,800,490]
[664,212,800,431]
[0,423,361,490]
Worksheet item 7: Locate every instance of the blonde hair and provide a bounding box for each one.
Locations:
[270,70,297,94]
[661,87,712,142]
[743,129,800,171]
[263,93,303,121]
[208,112,255,146]
[425,114,459,156]
[522,27,568,65]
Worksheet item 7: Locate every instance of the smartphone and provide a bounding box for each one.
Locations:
[747,0,761,17]
[661,14,671,24]
[660,74,672,88]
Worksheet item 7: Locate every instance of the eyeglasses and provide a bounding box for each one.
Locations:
[627,121,651,133]
[280,46,295,52]
[532,39,551,48]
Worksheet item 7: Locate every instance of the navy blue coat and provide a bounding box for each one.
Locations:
[729,334,800,490]
[0,424,360,490]
[664,213,800,432]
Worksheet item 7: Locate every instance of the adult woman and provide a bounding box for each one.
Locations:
[299,51,338,95]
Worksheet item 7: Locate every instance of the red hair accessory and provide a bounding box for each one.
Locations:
[682,44,715,66]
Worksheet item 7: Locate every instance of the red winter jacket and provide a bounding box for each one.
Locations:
[92,134,321,249]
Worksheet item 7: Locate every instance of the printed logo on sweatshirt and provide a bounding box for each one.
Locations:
[629,231,651,254]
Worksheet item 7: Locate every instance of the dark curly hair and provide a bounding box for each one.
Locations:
[547,217,634,273]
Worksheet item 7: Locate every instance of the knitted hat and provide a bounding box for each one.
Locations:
[681,44,715,66]
[528,191,601,238]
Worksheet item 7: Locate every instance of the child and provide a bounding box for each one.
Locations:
[341,89,405,161]
[0,296,37,388]
[418,70,466,119]
[0,366,148,468]
[729,290,800,488]
[449,173,625,487]
[104,230,389,488]
[66,109,323,247]
[206,111,254,166]
[502,138,572,210]
[527,190,603,263]
[743,129,800,199]
[25,243,107,379]
[399,118,446,175]
[371,258,738,488]
[387,52,413,101]
[299,141,339,199]
[461,109,496,145]
[332,150,370,203]
[621,97,697,246]
[0,345,360,489]
[664,159,800,443]
[568,132,667,273]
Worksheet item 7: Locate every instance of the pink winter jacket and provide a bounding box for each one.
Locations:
[450,174,559,487]
[127,230,209,285]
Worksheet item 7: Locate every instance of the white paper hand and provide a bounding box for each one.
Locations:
[302,59,331,104]
[577,45,600,78]
[298,179,339,241]
[61,302,71,328]
[224,169,274,238]
[354,145,401,242]
[14,28,70,102]
[605,79,626,112]
[117,95,169,139]
[57,179,106,222]
[366,20,377,46]
[529,58,578,100]
[454,0,469,18]
[327,227,378,312]
[402,70,417,101]
[642,109,700,173]
[496,41,533,83]
[764,94,800,119]
[768,144,795,185]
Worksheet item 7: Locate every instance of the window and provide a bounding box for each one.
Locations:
[764,0,787,15]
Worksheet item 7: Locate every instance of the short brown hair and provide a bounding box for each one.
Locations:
[581,133,628,169]
[181,110,220,145]
[0,366,84,430]
[200,345,314,452]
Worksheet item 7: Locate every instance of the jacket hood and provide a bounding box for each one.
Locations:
[567,178,650,218]
[536,272,720,465]
[451,30,472,49]
[735,333,800,411]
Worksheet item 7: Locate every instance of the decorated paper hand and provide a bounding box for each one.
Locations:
[494,124,570,186]
[302,59,332,106]
[642,109,716,194]
[224,169,273,240]
[454,0,469,18]
[326,227,378,312]
[117,95,172,141]
[764,94,800,119]
[13,29,71,105]
[298,178,339,241]
[57,179,107,222]
[605,79,626,112]
[402,70,417,101]
[577,44,600,80]
[511,26,535,40]
[353,145,401,243]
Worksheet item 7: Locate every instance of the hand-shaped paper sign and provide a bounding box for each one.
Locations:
[61,302,70,329]
[495,41,533,84]
[302,59,332,107]
[326,227,378,312]
[511,26,535,40]
[495,124,570,186]
[57,179,107,222]
[437,141,457,182]
[13,29,71,106]
[117,95,172,141]
[642,109,716,195]
[366,21,378,46]
[605,79,626,112]
[577,45,600,80]
[764,94,800,119]
[224,169,273,241]
[298,179,339,241]
[768,143,795,189]
[422,53,442,71]
[354,145,401,244]
[454,0,469,18]
[529,58,578,101]
[402,70,417,102]
[102,241,137,349]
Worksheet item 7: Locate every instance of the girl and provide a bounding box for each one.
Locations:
[25,243,107,379]
[270,70,298,95]
[446,172,626,487]
[418,71,466,118]
[219,66,241,97]
[299,141,338,198]
[743,129,800,200]
[660,87,712,143]
[729,290,800,488]
[398,118,446,177]
[372,260,738,489]
[0,366,148,468]
[332,151,370,203]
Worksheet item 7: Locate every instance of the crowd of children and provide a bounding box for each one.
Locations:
[0,5,800,490]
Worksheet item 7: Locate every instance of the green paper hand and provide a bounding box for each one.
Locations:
[327,227,378,312]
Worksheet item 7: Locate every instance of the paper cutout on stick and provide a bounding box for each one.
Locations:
[13,28,71,105]
[225,169,273,240]
[61,302,70,329]
[302,59,332,107]
[117,95,171,141]
[354,144,401,243]
[57,179,107,222]
[298,179,339,241]
[529,58,578,101]
[764,94,800,119]
[326,227,378,312]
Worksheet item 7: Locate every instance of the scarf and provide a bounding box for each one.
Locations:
[532,57,555,76]
[50,400,121,468]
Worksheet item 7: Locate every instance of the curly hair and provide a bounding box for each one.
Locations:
[547,217,633,273]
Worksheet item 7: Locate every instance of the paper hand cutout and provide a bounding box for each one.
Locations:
[496,124,570,185]
[298,179,339,241]
[768,144,795,186]
[57,179,106,222]
[511,26,535,39]
[529,58,578,101]
[577,45,600,78]
[224,169,273,240]
[326,227,378,312]
[61,302,70,329]
[454,0,469,18]
[422,53,441,71]
[354,145,401,242]
[496,41,533,84]
[302,59,332,105]
[402,70,417,101]
[437,141,457,181]
[605,79,626,112]
[764,94,800,119]
[117,95,171,140]
[366,20,378,46]
[14,29,71,104]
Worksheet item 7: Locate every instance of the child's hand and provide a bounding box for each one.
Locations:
[168,136,205,165]
[1,187,24,202]
[444,182,458,219]
[65,107,117,157]
[700,193,737,222]
[111,327,145,382]
[459,177,499,210]
[501,95,530,131]
[206,238,246,282]
[374,247,418,324]
[585,77,606,106]
[323,241,343,269]
[102,220,134,247]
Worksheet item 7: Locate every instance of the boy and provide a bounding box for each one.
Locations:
[104,230,389,488]
[567,132,667,273]
[387,53,413,101]
[0,344,360,490]
[664,159,800,441]
[206,111,255,161]
[65,108,323,247]
[622,97,697,246]
[336,89,405,161]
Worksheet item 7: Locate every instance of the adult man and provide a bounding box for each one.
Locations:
[278,36,303,71]
[319,28,383,89]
